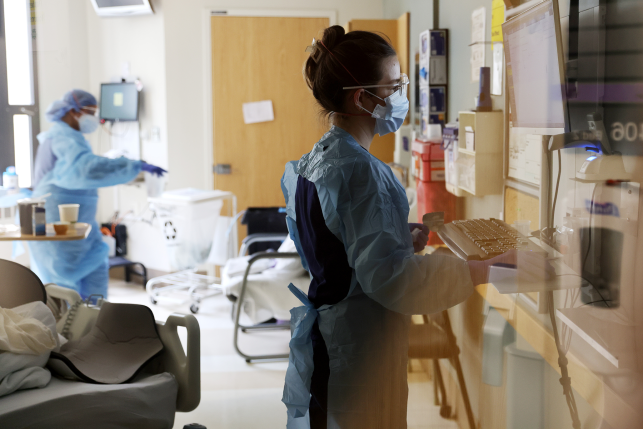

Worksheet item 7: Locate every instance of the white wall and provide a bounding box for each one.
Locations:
[36,0,91,133]
[85,0,170,270]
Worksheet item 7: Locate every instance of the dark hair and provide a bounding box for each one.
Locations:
[304,25,397,118]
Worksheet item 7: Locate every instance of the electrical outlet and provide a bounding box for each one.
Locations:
[151,127,161,142]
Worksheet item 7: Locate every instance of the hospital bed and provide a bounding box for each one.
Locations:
[0,259,200,429]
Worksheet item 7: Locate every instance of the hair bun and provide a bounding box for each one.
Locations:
[321,25,346,51]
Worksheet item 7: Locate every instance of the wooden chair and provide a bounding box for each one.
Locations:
[408,310,476,429]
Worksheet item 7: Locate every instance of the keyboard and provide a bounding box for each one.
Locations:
[437,218,547,261]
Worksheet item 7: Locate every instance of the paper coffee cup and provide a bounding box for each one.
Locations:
[59,204,80,223]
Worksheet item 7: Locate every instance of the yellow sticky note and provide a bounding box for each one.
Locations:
[113,92,124,107]
[491,0,505,48]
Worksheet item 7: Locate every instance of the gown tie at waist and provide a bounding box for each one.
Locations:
[282,284,330,427]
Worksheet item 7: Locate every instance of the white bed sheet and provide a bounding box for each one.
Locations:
[0,372,178,429]
[225,272,310,324]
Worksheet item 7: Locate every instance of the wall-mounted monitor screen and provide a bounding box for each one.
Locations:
[503,0,569,134]
[99,83,139,122]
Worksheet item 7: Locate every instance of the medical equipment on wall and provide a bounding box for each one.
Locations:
[412,138,456,244]
[418,29,449,133]
[146,188,238,314]
[100,82,139,122]
[99,81,142,162]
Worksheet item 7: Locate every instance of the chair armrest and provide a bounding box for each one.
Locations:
[246,251,300,267]
[239,233,288,256]
[156,313,201,412]
[232,251,301,361]
[45,284,82,305]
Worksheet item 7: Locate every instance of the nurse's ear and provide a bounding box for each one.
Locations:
[353,89,370,114]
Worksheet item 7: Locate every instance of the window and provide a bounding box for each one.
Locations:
[0,0,39,188]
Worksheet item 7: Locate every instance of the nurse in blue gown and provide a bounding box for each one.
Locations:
[280,27,553,429]
[30,89,165,299]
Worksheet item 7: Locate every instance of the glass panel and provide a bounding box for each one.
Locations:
[13,114,32,188]
[3,0,34,105]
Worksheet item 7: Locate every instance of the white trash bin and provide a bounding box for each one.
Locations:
[149,188,224,271]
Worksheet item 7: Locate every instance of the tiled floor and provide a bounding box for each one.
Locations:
[109,279,459,429]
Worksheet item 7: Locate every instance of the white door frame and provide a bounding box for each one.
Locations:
[201,9,336,190]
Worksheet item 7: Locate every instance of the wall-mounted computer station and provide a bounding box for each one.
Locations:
[501,1,642,427]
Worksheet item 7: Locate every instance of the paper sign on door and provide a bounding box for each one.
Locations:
[242,100,274,124]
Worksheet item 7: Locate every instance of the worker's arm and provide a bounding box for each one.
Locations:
[50,136,142,190]
[320,160,473,316]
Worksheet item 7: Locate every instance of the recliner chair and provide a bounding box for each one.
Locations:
[0,259,201,429]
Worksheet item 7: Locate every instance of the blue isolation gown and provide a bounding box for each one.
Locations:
[281,126,474,428]
[29,122,142,299]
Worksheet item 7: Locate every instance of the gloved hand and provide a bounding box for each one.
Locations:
[141,162,167,177]
[409,223,429,253]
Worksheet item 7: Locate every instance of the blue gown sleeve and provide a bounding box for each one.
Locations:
[49,135,142,189]
[282,162,309,271]
[322,160,473,315]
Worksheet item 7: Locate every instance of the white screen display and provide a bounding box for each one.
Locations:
[504,2,566,129]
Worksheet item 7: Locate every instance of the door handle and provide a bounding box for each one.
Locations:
[213,164,231,175]
[20,107,37,116]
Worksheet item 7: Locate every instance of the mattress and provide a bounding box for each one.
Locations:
[0,372,178,429]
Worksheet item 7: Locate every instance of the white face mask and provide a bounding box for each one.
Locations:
[78,114,99,134]
[359,90,409,137]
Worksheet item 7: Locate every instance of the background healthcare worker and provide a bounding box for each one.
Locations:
[30,89,166,300]
[281,27,551,429]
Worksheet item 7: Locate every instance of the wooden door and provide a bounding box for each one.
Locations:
[345,13,410,163]
[211,16,329,216]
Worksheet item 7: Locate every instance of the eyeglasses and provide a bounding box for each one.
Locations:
[343,73,409,97]
[80,106,98,116]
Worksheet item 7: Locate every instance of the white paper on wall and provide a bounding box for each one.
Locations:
[242,100,274,124]
[492,44,504,95]
[471,7,486,82]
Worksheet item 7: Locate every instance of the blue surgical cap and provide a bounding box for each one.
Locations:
[45,89,97,122]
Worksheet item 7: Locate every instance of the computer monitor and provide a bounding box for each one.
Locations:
[99,82,139,122]
[503,0,569,135]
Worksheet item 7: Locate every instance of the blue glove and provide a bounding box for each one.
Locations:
[141,162,167,177]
